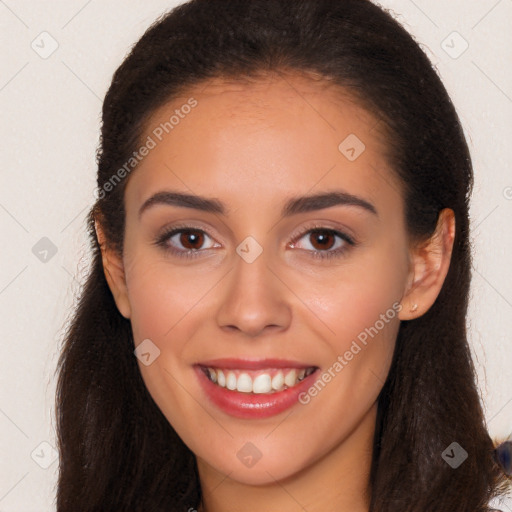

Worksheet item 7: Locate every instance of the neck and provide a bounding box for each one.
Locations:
[196,403,376,512]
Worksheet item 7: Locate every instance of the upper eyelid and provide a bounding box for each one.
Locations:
[158,223,355,250]
[154,211,359,235]
[289,224,355,244]
[158,225,218,248]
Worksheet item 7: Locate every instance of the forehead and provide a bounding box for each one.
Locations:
[125,72,402,218]
[179,72,376,127]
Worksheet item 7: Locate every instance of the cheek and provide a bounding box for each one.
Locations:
[123,254,220,423]
[124,252,221,344]
[292,257,403,446]
[293,242,407,358]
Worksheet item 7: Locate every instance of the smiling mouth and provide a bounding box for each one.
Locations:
[200,366,317,394]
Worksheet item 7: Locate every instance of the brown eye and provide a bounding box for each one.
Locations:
[290,227,356,261]
[155,226,219,258]
[178,230,205,250]
[308,230,336,251]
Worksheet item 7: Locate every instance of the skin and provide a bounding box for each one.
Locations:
[97,72,455,512]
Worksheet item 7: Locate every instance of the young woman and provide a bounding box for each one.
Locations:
[55,0,512,510]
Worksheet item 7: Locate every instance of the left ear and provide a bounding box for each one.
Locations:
[399,208,456,320]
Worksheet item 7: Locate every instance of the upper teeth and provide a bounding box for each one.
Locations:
[205,367,315,394]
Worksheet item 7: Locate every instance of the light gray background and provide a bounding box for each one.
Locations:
[0,1,511,510]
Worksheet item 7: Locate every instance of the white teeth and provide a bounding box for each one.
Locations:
[271,372,284,391]
[236,373,253,393]
[205,367,315,394]
[226,371,237,390]
[284,369,297,387]
[252,374,272,394]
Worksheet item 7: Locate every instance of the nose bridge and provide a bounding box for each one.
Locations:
[215,238,292,337]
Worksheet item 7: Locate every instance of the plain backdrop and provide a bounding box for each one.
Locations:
[0,1,511,510]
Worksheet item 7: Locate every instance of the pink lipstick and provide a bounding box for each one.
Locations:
[194,358,319,419]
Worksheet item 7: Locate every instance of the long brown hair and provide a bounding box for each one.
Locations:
[55,1,511,510]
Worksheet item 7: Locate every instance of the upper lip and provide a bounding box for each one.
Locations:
[196,358,317,370]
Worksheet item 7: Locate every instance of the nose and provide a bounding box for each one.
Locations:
[215,248,292,338]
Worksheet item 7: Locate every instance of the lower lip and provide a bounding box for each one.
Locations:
[194,366,318,419]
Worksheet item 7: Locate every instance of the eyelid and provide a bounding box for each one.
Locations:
[287,224,356,261]
[288,221,357,246]
[154,223,220,255]
[154,220,358,260]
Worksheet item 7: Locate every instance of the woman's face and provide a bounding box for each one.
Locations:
[118,74,412,485]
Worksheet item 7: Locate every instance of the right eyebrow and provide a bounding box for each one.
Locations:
[138,191,226,219]
[138,189,378,219]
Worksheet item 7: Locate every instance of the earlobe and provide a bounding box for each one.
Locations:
[398,208,456,320]
[94,219,132,319]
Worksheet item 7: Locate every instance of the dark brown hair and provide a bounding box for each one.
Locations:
[55,0,511,510]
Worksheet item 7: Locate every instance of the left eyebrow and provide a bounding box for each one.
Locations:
[139,191,226,218]
[282,190,378,217]
[138,189,378,219]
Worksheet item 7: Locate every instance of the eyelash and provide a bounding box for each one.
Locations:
[154,223,356,261]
